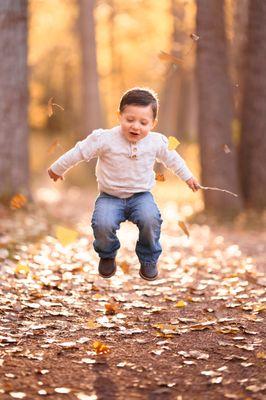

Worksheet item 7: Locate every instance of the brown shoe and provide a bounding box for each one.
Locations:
[98,258,116,278]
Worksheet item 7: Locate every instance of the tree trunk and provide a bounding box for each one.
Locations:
[0,0,29,200]
[196,0,242,215]
[239,0,266,209]
[79,0,102,135]
[231,0,249,117]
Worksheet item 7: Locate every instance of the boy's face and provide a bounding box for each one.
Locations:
[119,104,156,143]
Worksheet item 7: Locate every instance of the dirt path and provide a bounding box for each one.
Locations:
[0,195,265,400]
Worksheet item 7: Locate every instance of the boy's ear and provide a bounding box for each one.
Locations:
[117,110,121,120]
[152,119,158,129]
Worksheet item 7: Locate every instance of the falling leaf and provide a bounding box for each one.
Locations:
[223,144,231,154]
[55,225,78,246]
[48,97,64,117]
[155,172,166,182]
[178,221,189,238]
[158,51,183,65]
[168,136,180,150]
[190,33,200,41]
[10,194,27,210]
[47,139,60,155]
[92,341,110,355]
[15,263,30,276]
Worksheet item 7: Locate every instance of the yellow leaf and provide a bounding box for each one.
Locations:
[178,221,190,238]
[168,136,180,150]
[175,300,187,308]
[93,341,110,355]
[55,225,78,246]
[87,320,101,330]
[10,194,27,210]
[256,352,266,359]
[152,323,165,330]
[15,263,30,276]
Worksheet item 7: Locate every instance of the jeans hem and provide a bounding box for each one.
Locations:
[139,259,158,267]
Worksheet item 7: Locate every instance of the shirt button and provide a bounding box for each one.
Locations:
[132,155,137,159]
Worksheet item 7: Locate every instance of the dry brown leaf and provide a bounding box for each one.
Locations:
[223,144,231,154]
[158,51,183,65]
[48,97,64,117]
[105,303,118,315]
[190,33,200,41]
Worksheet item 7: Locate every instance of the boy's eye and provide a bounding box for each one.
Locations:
[141,122,148,126]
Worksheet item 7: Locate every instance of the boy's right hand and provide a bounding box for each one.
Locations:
[48,168,63,182]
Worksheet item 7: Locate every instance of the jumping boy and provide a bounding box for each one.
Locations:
[48,87,199,280]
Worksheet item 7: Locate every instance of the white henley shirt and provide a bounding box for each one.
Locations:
[50,125,193,198]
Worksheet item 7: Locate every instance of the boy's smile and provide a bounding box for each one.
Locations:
[119,104,157,143]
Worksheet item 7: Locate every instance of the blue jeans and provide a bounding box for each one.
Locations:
[91,191,163,266]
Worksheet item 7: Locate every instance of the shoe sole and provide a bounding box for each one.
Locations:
[139,270,158,281]
[99,266,117,279]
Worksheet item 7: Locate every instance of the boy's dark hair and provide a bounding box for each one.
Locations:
[119,87,159,120]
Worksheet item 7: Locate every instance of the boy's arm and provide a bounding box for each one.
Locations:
[48,129,103,178]
[156,135,199,190]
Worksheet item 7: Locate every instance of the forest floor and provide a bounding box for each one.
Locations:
[0,186,265,400]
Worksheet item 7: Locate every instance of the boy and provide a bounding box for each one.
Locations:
[48,88,199,281]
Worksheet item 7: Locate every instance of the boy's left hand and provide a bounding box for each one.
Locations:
[186,177,200,192]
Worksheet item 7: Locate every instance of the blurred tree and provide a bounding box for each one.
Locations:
[196,0,242,215]
[0,0,29,201]
[239,0,266,210]
[79,0,103,135]
[159,0,197,142]
[231,0,249,117]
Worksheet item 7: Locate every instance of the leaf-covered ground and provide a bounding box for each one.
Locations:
[0,188,265,400]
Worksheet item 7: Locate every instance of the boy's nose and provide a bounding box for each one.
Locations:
[131,122,140,130]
